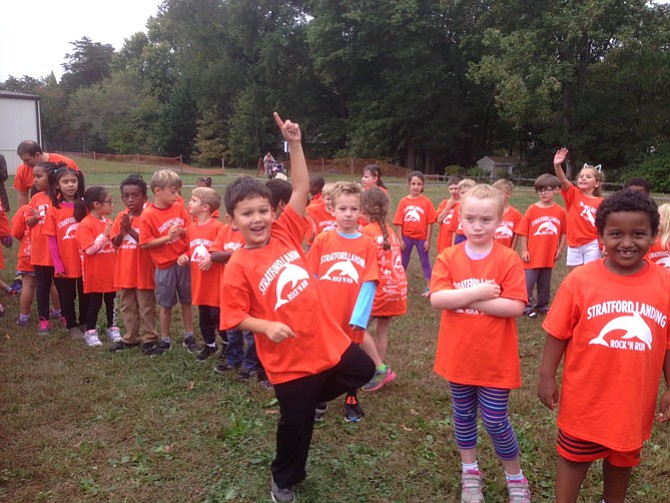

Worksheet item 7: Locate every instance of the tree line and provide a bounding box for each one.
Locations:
[3,0,670,189]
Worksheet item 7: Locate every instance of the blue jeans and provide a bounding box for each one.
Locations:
[224,329,259,371]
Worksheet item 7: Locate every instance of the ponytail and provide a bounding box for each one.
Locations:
[378,221,391,251]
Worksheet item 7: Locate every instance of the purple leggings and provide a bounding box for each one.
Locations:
[401,235,432,280]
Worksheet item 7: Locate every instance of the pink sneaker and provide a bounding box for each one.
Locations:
[507,478,531,503]
[362,367,397,392]
[461,470,484,503]
[38,318,51,336]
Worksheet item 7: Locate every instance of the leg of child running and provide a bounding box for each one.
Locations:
[555,457,591,503]
[602,459,632,503]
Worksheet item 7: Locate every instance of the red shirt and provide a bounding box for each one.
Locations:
[27,192,53,266]
[543,260,670,451]
[435,199,458,252]
[432,242,527,388]
[186,219,224,307]
[361,222,408,317]
[220,205,352,385]
[44,203,81,277]
[139,202,189,269]
[11,205,33,272]
[76,215,116,293]
[305,199,336,245]
[646,238,670,270]
[561,184,603,246]
[393,195,437,240]
[111,209,155,290]
[13,154,79,193]
[494,205,522,248]
[517,203,567,269]
[306,230,379,343]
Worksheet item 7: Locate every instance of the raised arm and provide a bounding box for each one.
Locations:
[274,112,309,216]
[553,148,571,191]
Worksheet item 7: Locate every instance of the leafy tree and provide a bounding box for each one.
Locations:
[194,108,230,166]
[155,78,198,160]
[60,37,115,93]
[0,75,42,93]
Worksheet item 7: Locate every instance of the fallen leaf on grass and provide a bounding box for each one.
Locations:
[265,410,279,415]
[400,424,413,432]
[410,409,419,416]
[187,381,195,390]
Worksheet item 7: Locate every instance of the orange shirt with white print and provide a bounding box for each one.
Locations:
[305,198,336,245]
[435,199,458,252]
[561,184,603,247]
[76,214,116,293]
[44,203,82,277]
[11,205,33,272]
[213,223,245,323]
[219,205,351,385]
[111,209,155,290]
[186,218,224,307]
[361,222,408,317]
[27,191,53,266]
[543,260,670,451]
[139,202,189,269]
[447,201,464,240]
[494,205,522,248]
[517,203,567,269]
[392,195,437,240]
[646,237,670,270]
[432,242,527,389]
[306,230,379,343]
[13,154,79,194]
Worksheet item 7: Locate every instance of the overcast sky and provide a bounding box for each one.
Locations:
[1,0,162,81]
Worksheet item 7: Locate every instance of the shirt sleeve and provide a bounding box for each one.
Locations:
[349,280,376,329]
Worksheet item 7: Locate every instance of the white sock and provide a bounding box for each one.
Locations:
[505,470,525,482]
[462,461,479,473]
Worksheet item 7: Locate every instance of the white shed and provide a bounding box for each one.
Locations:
[0,91,41,175]
[476,156,519,177]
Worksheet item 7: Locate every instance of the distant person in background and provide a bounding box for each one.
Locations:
[623,176,651,195]
[196,176,212,188]
[263,152,276,178]
[0,154,10,212]
[13,141,79,206]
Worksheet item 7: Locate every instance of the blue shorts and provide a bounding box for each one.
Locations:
[155,263,191,308]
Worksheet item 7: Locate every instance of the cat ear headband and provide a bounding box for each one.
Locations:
[583,163,602,172]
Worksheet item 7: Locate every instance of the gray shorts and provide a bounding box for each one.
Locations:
[155,263,192,308]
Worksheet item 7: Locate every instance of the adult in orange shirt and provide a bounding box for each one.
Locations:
[306,182,379,422]
[220,113,374,503]
[539,189,670,503]
[517,174,567,317]
[14,140,79,206]
[75,187,120,347]
[430,184,530,503]
[177,187,225,362]
[109,175,159,355]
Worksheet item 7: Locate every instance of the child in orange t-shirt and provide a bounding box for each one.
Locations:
[360,187,407,392]
[435,175,463,253]
[45,164,88,338]
[219,113,375,502]
[109,175,159,354]
[393,171,437,295]
[539,189,670,503]
[645,202,670,270]
[177,187,224,362]
[139,169,195,356]
[448,178,477,246]
[75,187,119,347]
[305,182,337,247]
[518,174,567,318]
[492,179,523,249]
[307,182,379,422]
[430,184,530,503]
[554,147,604,271]
[0,197,11,316]
[25,162,63,334]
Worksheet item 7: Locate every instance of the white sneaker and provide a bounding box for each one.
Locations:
[461,470,484,503]
[84,329,102,347]
[106,326,122,342]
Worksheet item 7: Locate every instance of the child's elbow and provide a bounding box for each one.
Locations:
[510,300,526,317]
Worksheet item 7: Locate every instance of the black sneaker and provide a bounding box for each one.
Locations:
[196,344,217,362]
[109,340,140,352]
[237,367,255,381]
[314,402,328,422]
[271,478,295,503]
[183,336,200,354]
[141,342,160,356]
[343,395,364,423]
[213,361,239,374]
[152,340,172,356]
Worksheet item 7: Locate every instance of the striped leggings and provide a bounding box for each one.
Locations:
[448,382,520,461]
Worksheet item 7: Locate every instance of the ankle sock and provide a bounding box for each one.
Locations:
[51,309,61,318]
[184,331,194,339]
[19,313,30,322]
[376,363,387,372]
[462,461,479,473]
[161,337,171,343]
[505,470,525,482]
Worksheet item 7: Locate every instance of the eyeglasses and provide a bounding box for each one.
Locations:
[102,199,113,204]
[536,187,555,194]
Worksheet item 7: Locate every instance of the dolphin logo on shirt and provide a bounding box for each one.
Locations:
[404,208,422,222]
[534,221,558,236]
[63,223,78,240]
[275,264,310,310]
[321,261,359,283]
[191,244,210,263]
[656,257,670,269]
[579,202,596,227]
[588,311,652,350]
[495,224,513,239]
[122,234,138,246]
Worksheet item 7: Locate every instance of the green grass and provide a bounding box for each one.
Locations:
[1,165,669,502]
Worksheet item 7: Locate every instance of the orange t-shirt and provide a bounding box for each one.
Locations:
[431,242,527,388]
[447,202,464,240]
[44,203,82,277]
[213,223,245,315]
[494,205,522,248]
[517,203,567,269]
[219,205,351,385]
[111,209,155,290]
[186,219,224,307]
[646,238,670,270]
[76,214,116,293]
[435,199,458,252]
[27,191,53,266]
[361,222,408,317]
[561,184,603,247]
[306,230,379,343]
[543,260,670,451]
[139,202,189,269]
[305,199,336,245]
[13,154,80,193]
[0,204,8,269]
[393,195,437,240]
[11,205,33,272]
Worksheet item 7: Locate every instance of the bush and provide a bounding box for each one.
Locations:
[628,150,670,194]
[444,164,466,175]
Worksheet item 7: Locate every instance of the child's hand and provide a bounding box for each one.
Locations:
[198,255,212,271]
[423,240,431,252]
[0,235,12,248]
[521,250,530,263]
[177,254,189,266]
[120,213,132,233]
[553,147,569,166]
[538,375,559,410]
[103,220,112,238]
[476,280,501,300]
[273,112,302,143]
[657,389,670,422]
[167,224,185,242]
[263,321,296,342]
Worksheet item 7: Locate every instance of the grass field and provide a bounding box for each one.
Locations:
[1,161,670,502]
